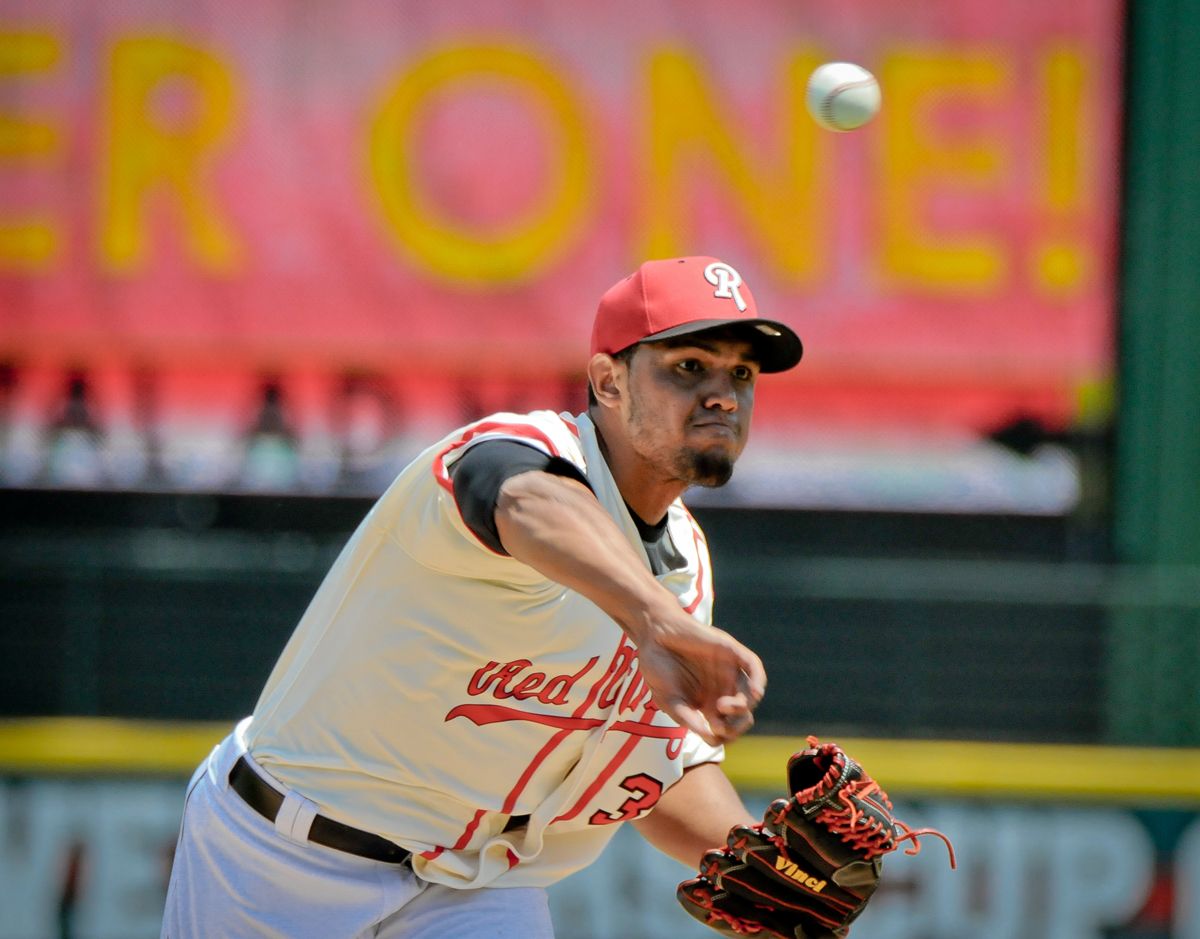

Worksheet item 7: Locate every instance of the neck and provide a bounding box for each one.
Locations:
[589,409,686,525]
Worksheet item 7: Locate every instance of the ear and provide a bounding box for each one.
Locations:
[586,352,624,409]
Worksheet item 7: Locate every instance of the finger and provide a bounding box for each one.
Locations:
[670,701,720,747]
[679,686,752,744]
[713,692,756,737]
[715,691,753,717]
[717,708,754,739]
[735,669,762,710]
[735,649,767,703]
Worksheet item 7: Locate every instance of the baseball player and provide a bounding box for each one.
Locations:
[161,256,805,938]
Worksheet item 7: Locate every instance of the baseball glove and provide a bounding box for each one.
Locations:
[677,736,955,939]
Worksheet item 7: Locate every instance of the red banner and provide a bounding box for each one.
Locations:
[0,0,1123,504]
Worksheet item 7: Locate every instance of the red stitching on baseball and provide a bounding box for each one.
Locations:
[820,77,878,123]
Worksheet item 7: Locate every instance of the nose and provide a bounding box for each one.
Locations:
[701,373,739,412]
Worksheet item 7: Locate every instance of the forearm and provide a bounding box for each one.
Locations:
[494,470,680,643]
[493,468,764,745]
[633,762,755,867]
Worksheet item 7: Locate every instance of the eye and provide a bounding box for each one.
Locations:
[676,359,703,373]
[732,364,755,382]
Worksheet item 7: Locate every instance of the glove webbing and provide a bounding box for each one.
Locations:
[782,736,957,868]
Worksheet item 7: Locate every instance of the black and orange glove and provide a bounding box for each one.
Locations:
[677,737,955,939]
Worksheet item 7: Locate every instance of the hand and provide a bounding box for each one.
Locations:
[491,471,766,744]
[632,601,766,746]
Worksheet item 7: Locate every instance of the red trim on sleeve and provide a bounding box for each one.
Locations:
[430,419,569,555]
[681,509,708,615]
[557,414,581,438]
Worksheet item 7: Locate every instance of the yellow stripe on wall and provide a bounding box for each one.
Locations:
[724,735,1200,804]
[2,719,1199,805]
[0,717,228,774]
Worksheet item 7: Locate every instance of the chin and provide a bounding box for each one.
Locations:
[683,448,737,488]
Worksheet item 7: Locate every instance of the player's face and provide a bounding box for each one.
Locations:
[622,336,759,488]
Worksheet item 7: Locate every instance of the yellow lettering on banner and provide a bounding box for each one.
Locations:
[642,50,825,282]
[880,51,1008,292]
[1035,46,1088,295]
[369,44,592,285]
[101,36,240,272]
[0,32,62,270]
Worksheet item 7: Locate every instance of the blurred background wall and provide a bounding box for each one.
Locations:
[1,1,1199,937]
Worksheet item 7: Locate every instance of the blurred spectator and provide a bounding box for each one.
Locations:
[44,372,106,487]
[237,378,300,492]
[336,373,404,494]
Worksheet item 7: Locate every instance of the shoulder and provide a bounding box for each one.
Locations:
[427,410,587,498]
[443,410,582,462]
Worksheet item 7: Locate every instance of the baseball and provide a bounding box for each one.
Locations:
[806,62,881,132]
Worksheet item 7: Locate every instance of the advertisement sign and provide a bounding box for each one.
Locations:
[1,779,1196,939]
[0,1,1123,509]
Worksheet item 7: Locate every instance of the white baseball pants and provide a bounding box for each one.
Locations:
[161,724,554,939]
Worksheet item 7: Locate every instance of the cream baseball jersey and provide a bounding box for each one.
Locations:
[243,409,723,889]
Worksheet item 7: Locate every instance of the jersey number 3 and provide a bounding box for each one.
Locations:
[588,773,664,825]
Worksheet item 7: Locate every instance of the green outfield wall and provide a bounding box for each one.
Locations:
[1109,0,1200,746]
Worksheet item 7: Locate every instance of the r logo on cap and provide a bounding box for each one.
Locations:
[703,262,747,312]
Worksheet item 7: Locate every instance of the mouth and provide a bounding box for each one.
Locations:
[689,420,739,439]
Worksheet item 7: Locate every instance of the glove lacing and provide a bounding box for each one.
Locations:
[815,777,957,868]
[688,881,766,935]
[799,737,957,869]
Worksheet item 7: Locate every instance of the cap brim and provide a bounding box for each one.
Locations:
[637,318,803,373]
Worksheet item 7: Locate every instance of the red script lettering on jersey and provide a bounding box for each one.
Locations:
[467,657,600,706]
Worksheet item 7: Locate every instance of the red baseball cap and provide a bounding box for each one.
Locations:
[590,256,803,373]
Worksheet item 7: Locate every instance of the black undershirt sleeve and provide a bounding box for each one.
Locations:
[448,439,593,555]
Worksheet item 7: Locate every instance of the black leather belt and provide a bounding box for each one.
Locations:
[229,756,411,865]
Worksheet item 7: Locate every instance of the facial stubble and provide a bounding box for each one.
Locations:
[678,446,736,488]
[626,386,738,489]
